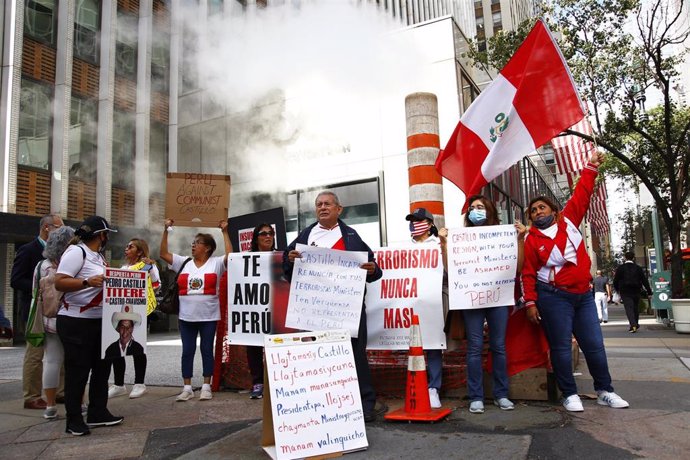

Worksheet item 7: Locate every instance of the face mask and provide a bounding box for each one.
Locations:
[410,220,431,237]
[468,209,487,225]
[533,214,555,229]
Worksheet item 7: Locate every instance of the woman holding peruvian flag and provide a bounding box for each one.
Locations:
[522,151,629,412]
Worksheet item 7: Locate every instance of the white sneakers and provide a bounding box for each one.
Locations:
[597,391,629,408]
[428,388,441,408]
[562,394,584,412]
[494,398,515,410]
[108,385,127,398]
[469,401,485,413]
[129,384,147,399]
[199,384,213,401]
[176,389,195,401]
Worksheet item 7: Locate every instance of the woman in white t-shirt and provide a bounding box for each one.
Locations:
[54,215,123,436]
[160,218,232,402]
[107,238,161,400]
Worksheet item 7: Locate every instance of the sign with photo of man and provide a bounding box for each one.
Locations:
[102,268,148,359]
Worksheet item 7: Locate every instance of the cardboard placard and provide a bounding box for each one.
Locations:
[366,245,445,350]
[102,268,148,359]
[447,224,518,310]
[262,330,367,460]
[285,245,367,337]
[165,173,231,227]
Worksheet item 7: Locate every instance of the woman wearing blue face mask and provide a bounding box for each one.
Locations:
[522,151,628,413]
[462,195,525,414]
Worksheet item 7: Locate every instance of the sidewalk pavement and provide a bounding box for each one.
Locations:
[1,303,689,459]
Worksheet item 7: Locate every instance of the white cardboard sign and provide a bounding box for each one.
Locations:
[447,224,518,310]
[366,245,445,349]
[263,330,367,460]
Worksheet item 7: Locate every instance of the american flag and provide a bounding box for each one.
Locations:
[552,117,610,236]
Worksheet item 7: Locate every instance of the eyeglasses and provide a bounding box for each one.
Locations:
[191,240,206,246]
[258,231,275,237]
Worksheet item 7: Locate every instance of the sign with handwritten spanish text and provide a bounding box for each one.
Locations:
[366,245,445,349]
[263,330,367,460]
[285,245,367,337]
[447,224,518,310]
[164,173,231,227]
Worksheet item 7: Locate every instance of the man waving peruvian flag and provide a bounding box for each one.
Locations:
[435,19,584,206]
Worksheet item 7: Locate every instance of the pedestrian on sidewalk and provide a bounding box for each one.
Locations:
[54,216,124,436]
[522,152,629,413]
[160,218,232,402]
[108,238,161,399]
[593,270,612,323]
[613,252,652,333]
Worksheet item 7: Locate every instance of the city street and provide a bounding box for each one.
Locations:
[1,303,689,459]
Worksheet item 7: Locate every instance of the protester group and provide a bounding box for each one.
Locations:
[11,150,647,438]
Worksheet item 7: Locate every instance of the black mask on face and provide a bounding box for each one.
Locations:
[533,214,555,229]
[99,233,109,252]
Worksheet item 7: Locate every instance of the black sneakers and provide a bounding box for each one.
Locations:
[66,419,91,436]
[86,413,124,427]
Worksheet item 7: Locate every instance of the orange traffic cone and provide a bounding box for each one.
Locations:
[385,314,452,422]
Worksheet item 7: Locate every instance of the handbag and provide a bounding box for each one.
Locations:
[158,258,192,315]
[26,262,46,347]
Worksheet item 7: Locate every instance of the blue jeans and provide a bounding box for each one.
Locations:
[427,349,442,390]
[536,282,614,398]
[179,320,217,379]
[463,306,509,401]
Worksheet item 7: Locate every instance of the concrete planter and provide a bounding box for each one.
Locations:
[670,298,690,333]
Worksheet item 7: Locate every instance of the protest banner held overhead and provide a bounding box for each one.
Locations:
[447,224,518,310]
[101,268,148,359]
[165,173,231,227]
[285,245,367,338]
[366,245,445,350]
[262,330,367,460]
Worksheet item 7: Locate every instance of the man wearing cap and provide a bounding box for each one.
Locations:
[11,214,64,410]
[55,216,123,436]
[406,208,447,409]
[283,190,386,422]
[104,307,144,360]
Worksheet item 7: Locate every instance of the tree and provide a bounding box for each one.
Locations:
[465,0,690,297]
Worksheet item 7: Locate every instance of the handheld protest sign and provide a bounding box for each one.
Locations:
[102,268,148,359]
[447,224,518,310]
[262,330,367,460]
[366,245,445,350]
[228,207,287,252]
[165,173,231,227]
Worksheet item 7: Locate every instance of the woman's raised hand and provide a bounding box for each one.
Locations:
[164,218,174,230]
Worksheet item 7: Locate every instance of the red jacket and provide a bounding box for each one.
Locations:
[522,163,598,307]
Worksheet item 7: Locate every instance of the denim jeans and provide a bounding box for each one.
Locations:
[536,282,614,397]
[179,320,217,379]
[463,306,509,401]
[427,349,442,390]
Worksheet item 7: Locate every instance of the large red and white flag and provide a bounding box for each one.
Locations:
[435,20,584,206]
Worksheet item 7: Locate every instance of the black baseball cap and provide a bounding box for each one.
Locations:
[405,208,434,221]
[76,215,118,238]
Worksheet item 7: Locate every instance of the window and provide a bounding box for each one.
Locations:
[149,121,168,193]
[116,12,138,79]
[112,111,135,189]
[68,96,98,182]
[18,79,52,170]
[181,25,199,93]
[74,0,100,63]
[151,32,170,93]
[24,0,57,45]
[208,0,224,16]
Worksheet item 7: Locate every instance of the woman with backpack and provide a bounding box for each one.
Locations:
[34,225,74,420]
[107,238,161,399]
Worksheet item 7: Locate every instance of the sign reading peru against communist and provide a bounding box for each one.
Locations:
[366,245,445,350]
[447,224,518,310]
[263,330,367,460]
[285,244,367,338]
[165,173,231,227]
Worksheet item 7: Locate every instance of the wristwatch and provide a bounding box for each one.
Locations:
[82,279,89,287]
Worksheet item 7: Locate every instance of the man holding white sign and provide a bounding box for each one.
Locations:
[283,190,384,423]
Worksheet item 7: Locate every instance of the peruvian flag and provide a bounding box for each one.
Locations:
[435,20,584,206]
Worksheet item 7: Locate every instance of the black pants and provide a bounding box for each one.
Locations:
[112,354,147,386]
[354,309,376,415]
[246,346,264,386]
[57,315,112,423]
[620,292,641,328]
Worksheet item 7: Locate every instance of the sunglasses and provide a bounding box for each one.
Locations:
[258,231,275,237]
